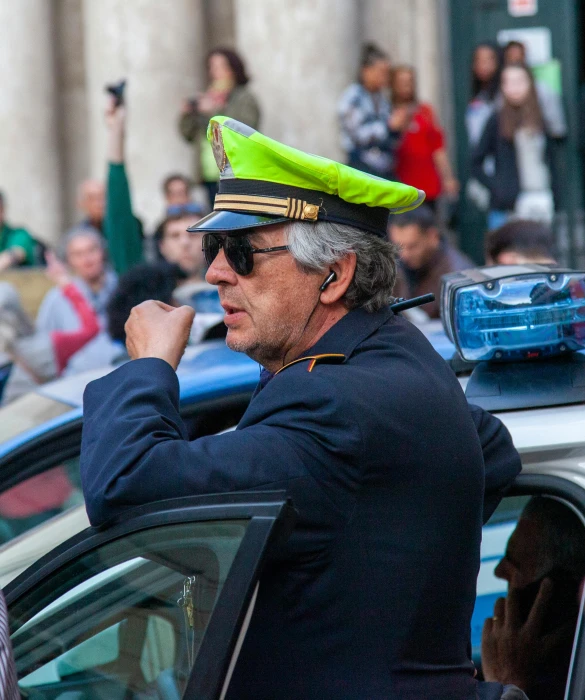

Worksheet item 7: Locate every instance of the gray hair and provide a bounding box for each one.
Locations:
[287,220,399,312]
[58,225,105,262]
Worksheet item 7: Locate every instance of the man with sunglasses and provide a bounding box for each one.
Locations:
[81,117,521,699]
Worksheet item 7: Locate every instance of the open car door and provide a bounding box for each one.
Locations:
[5,491,294,700]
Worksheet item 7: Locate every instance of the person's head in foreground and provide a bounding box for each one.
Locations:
[180,116,424,372]
[388,205,440,272]
[485,220,556,265]
[108,262,185,344]
[59,227,106,286]
[482,497,585,699]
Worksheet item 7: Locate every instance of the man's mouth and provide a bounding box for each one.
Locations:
[221,303,247,324]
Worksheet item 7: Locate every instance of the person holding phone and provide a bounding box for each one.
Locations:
[482,496,585,699]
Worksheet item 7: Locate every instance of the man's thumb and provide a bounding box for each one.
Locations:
[173,304,196,327]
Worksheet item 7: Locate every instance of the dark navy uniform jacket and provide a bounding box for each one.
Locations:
[81,307,521,700]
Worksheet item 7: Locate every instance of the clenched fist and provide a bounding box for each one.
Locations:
[125,301,195,371]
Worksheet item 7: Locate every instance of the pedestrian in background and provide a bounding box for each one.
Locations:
[390,65,459,211]
[390,205,473,319]
[179,47,260,208]
[502,40,567,139]
[465,42,502,214]
[471,63,554,230]
[338,43,403,179]
[36,228,117,333]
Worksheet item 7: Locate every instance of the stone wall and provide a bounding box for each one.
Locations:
[0,0,448,243]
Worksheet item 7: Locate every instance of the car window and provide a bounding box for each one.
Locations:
[0,459,82,546]
[473,493,585,699]
[0,395,252,556]
[11,519,248,699]
[0,393,73,443]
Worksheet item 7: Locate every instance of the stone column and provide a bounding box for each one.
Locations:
[363,0,443,115]
[0,0,62,244]
[203,0,236,52]
[234,0,360,160]
[82,0,205,232]
[55,0,90,229]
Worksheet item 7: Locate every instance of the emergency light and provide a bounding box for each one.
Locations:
[441,265,585,363]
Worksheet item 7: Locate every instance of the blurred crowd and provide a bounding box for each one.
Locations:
[0,38,563,403]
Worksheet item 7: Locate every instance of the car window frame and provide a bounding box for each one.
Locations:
[6,491,295,700]
[502,473,585,700]
[0,392,253,495]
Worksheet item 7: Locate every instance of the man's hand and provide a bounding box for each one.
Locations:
[481,579,573,689]
[45,250,71,288]
[125,301,195,371]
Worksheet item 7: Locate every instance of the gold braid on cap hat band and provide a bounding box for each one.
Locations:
[214,194,320,221]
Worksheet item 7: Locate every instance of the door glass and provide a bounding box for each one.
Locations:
[0,458,82,546]
[473,494,585,698]
[11,519,249,699]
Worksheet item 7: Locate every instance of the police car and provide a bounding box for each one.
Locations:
[4,265,585,698]
[0,342,259,582]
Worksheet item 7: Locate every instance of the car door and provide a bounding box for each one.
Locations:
[5,491,294,700]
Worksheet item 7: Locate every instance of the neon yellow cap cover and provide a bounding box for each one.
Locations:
[188,116,425,237]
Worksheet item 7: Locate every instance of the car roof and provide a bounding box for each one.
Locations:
[0,342,259,458]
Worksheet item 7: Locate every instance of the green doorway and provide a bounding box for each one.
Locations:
[449,0,585,267]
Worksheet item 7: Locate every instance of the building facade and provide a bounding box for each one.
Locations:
[0,0,450,243]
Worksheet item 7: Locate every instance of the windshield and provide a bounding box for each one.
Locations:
[0,393,73,444]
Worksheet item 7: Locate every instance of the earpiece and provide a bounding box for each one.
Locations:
[319,271,337,292]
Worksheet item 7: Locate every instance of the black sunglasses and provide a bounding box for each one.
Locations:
[202,232,289,276]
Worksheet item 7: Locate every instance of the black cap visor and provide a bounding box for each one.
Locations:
[187,210,287,233]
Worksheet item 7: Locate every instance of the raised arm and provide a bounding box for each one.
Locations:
[104,97,143,274]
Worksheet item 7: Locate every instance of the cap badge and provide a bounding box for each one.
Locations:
[211,122,228,173]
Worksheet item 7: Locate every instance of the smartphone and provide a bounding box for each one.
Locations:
[105,79,126,107]
[517,567,581,633]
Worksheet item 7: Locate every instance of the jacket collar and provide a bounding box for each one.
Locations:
[299,306,394,362]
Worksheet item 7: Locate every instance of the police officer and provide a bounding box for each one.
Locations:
[81,117,521,699]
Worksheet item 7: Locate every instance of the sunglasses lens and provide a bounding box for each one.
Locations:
[202,234,220,267]
[225,236,254,276]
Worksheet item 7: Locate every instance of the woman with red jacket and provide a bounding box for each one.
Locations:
[391,65,459,210]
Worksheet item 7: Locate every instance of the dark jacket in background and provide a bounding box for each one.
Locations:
[470,111,554,212]
[81,308,521,699]
[395,240,474,319]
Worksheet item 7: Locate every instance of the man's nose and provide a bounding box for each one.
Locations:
[494,558,511,582]
[205,248,237,286]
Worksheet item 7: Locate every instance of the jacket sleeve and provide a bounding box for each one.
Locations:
[178,110,208,142]
[226,88,261,130]
[80,359,362,536]
[104,163,143,275]
[469,403,522,523]
[470,112,497,193]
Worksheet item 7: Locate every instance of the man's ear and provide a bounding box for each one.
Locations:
[319,252,357,305]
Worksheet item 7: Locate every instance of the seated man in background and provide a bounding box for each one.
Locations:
[36,227,117,332]
[482,496,585,700]
[0,191,36,270]
[485,220,557,266]
[389,205,473,318]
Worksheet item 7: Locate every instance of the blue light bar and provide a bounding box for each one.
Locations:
[441,267,585,362]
